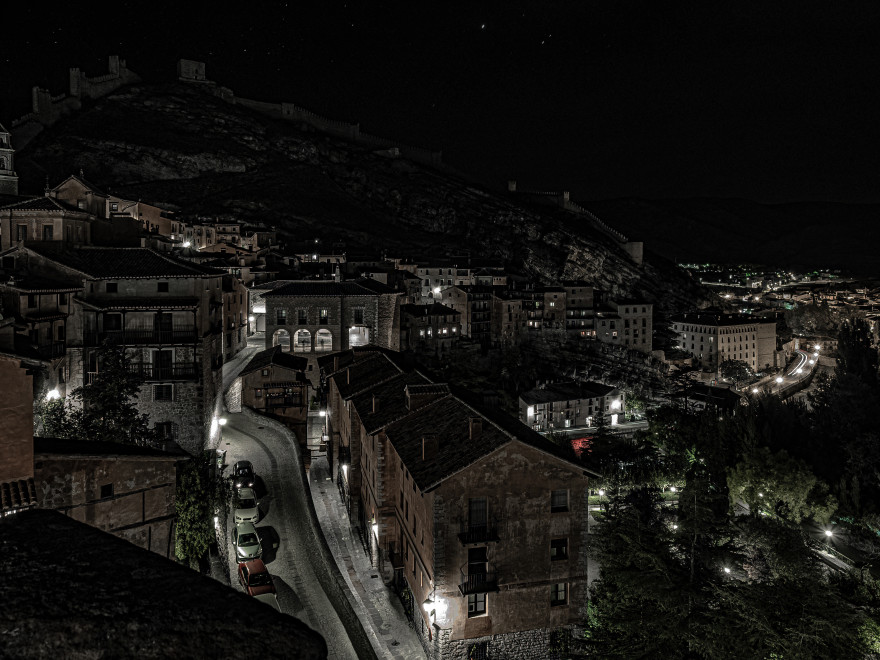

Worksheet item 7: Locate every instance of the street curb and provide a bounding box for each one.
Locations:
[240,407,380,660]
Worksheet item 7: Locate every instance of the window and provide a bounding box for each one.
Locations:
[42,225,54,240]
[255,388,262,398]
[468,497,487,529]
[353,308,364,324]
[467,592,487,617]
[297,309,307,325]
[153,384,173,401]
[261,369,269,376]
[27,294,36,308]
[77,200,86,210]
[551,489,569,513]
[110,202,119,212]
[100,483,114,499]
[551,538,568,561]
[551,582,568,606]
[155,422,174,439]
[59,293,67,305]
[158,282,169,293]
[276,309,287,325]
[106,282,118,293]
[319,308,329,324]
[467,642,489,660]
[16,225,27,241]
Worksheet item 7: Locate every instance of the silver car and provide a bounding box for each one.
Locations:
[234,487,259,524]
[232,522,262,562]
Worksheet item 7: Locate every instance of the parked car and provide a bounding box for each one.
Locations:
[232,460,255,489]
[232,522,262,562]
[238,559,276,597]
[234,487,259,524]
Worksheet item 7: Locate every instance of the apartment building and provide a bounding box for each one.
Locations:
[519,381,624,432]
[400,303,461,354]
[671,312,777,372]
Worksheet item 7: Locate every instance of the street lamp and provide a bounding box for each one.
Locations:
[751,387,759,393]
[46,388,61,401]
[723,567,731,574]
[218,417,227,446]
[825,529,833,538]
[775,376,784,384]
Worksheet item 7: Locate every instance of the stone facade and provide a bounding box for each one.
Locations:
[33,438,181,557]
[0,355,36,512]
[672,312,777,373]
[0,123,19,195]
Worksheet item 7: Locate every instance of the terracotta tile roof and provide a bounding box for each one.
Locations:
[28,245,219,279]
[263,279,394,297]
[520,381,617,405]
[82,296,200,310]
[1,196,80,212]
[350,372,434,434]
[4,275,82,293]
[332,352,403,400]
[0,477,37,511]
[400,303,459,317]
[239,346,309,377]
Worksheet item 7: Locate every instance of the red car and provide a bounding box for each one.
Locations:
[238,559,276,597]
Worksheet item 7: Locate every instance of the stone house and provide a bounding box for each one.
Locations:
[0,196,95,250]
[490,290,524,348]
[34,437,185,557]
[325,355,599,660]
[596,301,653,353]
[399,303,461,354]
[0,122,19,196]
[263,279,402,384]
[519,381,624,432]
[238,346,309,427]
[3,244,229,454]
[438,285,492,346]
[222,274,248,361]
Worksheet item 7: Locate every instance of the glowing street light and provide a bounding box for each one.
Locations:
[723,567,731,574]
[814,345,821,351]
[670,486,677,493]
[751,388,759,393]
[809,359,815,365]
[825,529,833,538]
[598,489,605,496]
[775,376,784,383]
[46,388,61,401]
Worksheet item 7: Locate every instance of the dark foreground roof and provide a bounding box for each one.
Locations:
[28,245,218,279]
[0,509,326,659]
[34,436,189,459]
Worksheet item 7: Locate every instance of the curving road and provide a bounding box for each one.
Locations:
[222,411,358,659]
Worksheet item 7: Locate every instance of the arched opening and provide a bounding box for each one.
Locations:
[315,329,333,352]
[293,329,312,353]
[272,329,291,352]
[349,326,370,347]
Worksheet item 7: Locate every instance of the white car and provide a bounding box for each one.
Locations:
[234,487,259,524]
[254,593,282,612]
[232,522,262,562]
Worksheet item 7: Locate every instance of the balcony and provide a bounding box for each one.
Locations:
[36,341,67,359]
[458,564,498,595]
[127,363,199,381]
[265,395,303,408]
[458,521,500,545]
[84,327,199,346]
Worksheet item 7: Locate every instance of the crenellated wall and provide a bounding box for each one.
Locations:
[11,56,141,150]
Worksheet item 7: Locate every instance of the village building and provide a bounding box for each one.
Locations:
[519,381,625,432]
[399,302,461,354]
[323,350,599,660]
[236,345,310,429]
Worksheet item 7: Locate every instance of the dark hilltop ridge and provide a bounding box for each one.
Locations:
[12,74,710,310]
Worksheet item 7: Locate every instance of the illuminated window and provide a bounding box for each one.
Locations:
[467,592,487,617]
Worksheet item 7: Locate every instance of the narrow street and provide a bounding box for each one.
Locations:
[219,336,358,658]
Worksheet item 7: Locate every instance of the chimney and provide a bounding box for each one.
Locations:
[469,417,483,441]
[422,435,438,460]
[372,394,379,413]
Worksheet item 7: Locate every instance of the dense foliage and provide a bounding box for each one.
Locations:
[35,342,159,445]
[584,318,880,658]
[175,450,229,569]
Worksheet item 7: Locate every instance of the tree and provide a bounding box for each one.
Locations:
[727,447,837,524]
[175,450,229,569]
[719,359,753,389]
[34,342,158,445]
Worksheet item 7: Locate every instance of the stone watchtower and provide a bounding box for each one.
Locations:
[0,123,18,196]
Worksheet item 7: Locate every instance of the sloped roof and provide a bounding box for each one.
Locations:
[384,392,598,492]
[400,303,459,317]
[240,346,309,377]
[520,381,617,405]
[263,279,394,297]
[350,371,434,434]
[28,245,220,279]
[1,196,82,213]
[4,275,82,293]
[54,174,109,198]
[332,352,403,400]
[34,436,186,459]
[0,509,327,658]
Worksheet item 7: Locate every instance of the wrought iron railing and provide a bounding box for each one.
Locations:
[458,564,498,595]
[84,327,199,346]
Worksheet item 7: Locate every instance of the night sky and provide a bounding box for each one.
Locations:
[4,2,880,203]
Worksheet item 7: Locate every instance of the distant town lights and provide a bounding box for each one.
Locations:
[752,388,759,393]
[46,389,61,401]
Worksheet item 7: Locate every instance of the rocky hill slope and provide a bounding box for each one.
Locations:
[15,81,709,311]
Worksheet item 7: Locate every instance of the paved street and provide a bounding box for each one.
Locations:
[309,449,425,660]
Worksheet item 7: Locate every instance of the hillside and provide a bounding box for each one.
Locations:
[14,81,709,310]
[587,197,879,276]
